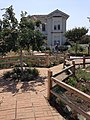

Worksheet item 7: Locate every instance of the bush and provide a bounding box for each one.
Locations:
[68,43,88,56]
[46,47,51,51]
[20,68,39,81]
[79,46,84,52]
[3,71,11,79]
[80,84,90,93]
[76,68,90,81]
[58,45,68,52]
[31,68,39,77]
[3,67,39,81]
[67,77,77,87]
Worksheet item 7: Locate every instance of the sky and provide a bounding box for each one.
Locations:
[0,0,90,34]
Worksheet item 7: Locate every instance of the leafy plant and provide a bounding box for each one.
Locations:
[67,77,77,87]
[3,67,39,81]
[76,98,82,103]
[65,27,88,55]
[80,84,90,93]
[31,68,39,77]
[3,71,11,79]
[76,68,90,81]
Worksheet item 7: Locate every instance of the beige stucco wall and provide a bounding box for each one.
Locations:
[46,16,67,48]
[32,10,69,49]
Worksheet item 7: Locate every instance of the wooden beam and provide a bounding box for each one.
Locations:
[47,70,53,100]
[51,77,90,102]
[51,90,90,120]
[0,61,20,65]
[52,65,73,77]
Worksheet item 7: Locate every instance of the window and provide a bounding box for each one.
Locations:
[54,24,60,30]
[54,25,56,30]
[58,24,60,30]
[42,24,45,31]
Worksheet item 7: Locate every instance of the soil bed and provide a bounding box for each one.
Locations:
[64,69,90,112]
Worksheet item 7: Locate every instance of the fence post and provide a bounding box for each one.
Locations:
[83,55,85,68]
[46,55,49,67]
[63,56,66,68]
[67,53,70,60]
[72,60,75,76]
[47,70,52,101]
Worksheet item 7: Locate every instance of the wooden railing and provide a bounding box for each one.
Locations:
[0,55,50,67]
[47,60,90,120]
[64,55,90,68]
[0,54,64,68]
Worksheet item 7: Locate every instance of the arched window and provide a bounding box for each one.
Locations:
[42,23,45,31]
[58,24,60,30]
[54,25,56,30]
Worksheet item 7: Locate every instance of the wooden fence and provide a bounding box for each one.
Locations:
[0,55,49,67]
[64,55,90,68]
[47,60,90,120]
[0,54,64,68]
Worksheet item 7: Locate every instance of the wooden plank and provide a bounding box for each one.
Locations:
[62,73,73,82]
[0,61,20,65]
[0,56,19,60]
[52,65,73,77]
[87,111,90,115]
[51,90,90,120]
[47,70,52,100]
[51,77,90,102]
[85,57,90,59]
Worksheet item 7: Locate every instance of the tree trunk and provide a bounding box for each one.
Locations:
[20,47,23,74]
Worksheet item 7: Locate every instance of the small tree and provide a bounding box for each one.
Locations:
[1,6,18,55]
[0,19,4,55]
[35,20,41,27]
[80,35,90,44]
[65,27,88,54]
[1,6,46,72]
[31,30,45,51]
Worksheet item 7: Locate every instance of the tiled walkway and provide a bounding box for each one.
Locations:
[0,91,65,120]
[0,64,65,120]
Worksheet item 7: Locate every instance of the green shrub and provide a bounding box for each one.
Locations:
[79,46,84,52]
[13,67,21,74]
[76,69,90,81]
[69,43,88,55]
[31,68,39,77]
[58,45,68,52]
[67,77,77,87]
[12,73,17,80]
[3,71,11,79]
[80,84,90,93]
[76,98,82,103]
[3,67,39,81]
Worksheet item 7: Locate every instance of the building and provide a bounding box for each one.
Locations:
[31,9,69,49]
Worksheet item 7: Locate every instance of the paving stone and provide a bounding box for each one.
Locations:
[0,65,66,120]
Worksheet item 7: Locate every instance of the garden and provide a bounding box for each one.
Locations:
[0,5,90,120]
[65,66,90,109]
[51,64,90,120]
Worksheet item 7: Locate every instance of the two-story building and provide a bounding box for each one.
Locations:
[31,9,69,49]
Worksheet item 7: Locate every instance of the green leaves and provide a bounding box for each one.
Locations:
[0,6,46,55]
[65,27,88,42]
[65,27,88,55]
